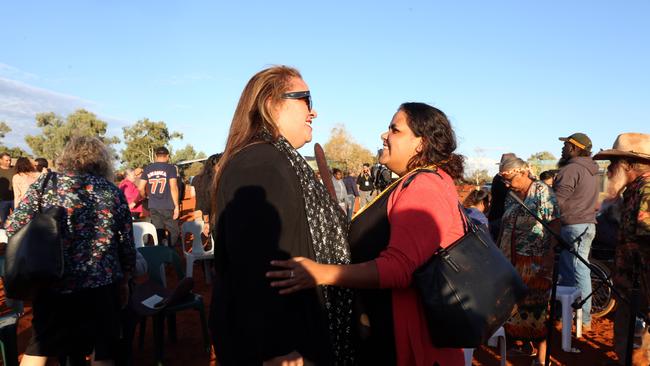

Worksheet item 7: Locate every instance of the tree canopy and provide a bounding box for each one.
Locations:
[464,168,491,186]
[25,109,119,161]
[528,151,556,161]
[172,144,206,164]
[0,121,31,157]
[323,124,374,174]
[121,118,183,168]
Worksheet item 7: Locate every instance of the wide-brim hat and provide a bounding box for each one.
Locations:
[496,152,516,165]
[593,133,650,161]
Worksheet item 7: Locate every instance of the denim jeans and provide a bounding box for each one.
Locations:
[346,194,356,222]
[0,200,13,224]
[558,223,596,324]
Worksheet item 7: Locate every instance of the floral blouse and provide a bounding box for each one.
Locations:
[5,172,136,293]
[499,180,560,258]
[620,172,650,246]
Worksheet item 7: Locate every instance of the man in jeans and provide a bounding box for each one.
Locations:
[356,163,374,208]
[554,132,599,329]
[138,147,180,247]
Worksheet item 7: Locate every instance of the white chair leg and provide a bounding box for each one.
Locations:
[499,335,506,366]
[576,308,583,338]
[463,348,474,366]
[186,257,194,278]
[561,296,572,352]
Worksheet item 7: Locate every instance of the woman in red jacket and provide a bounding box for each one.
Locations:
[268,102,466,366]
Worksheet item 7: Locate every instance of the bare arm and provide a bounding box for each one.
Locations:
[137,179,147,198]
[267,257,380,294]
[169,178,179,219]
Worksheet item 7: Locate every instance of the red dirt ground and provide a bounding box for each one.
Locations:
[0,195,623,366]
[0,277,621,366]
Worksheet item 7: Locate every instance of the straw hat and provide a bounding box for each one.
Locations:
[593,133,650,162]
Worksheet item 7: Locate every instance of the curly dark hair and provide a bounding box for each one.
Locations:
[399,102,465,179]
[15,157,35,174]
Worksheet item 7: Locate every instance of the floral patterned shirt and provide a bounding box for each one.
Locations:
[5,172,136,293]
[499,180,560,258]
[620,172,650,246]
[614,172,650,295]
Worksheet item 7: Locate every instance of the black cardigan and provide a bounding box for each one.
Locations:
[209,143,333,365]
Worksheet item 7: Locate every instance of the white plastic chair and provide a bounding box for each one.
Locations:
[463,326,506,366]
[132,222,158,248]
[555,285,583,352]
[181,221,214,283]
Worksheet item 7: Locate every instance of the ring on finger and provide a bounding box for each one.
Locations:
[290,270,295,278]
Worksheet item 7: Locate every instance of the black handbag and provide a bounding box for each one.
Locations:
[412,171,528,348]
[4,172,65,300]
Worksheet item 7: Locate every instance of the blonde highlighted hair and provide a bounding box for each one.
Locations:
[56,136,114,180]
[210,65,302,223]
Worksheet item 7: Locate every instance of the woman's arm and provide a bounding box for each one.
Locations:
[267,258,379,294]
[5,174,45,235]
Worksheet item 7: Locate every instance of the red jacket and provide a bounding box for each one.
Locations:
[375,170,465,366]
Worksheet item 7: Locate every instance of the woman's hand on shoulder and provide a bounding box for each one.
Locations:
[266,257,322,294]
[263,351,303,366]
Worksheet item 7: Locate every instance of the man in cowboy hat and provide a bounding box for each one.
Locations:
[488,153,516,240]
[554,132,600,330]
[593,132,650,364]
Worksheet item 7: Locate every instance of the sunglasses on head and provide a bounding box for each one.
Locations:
[281,90,312,111]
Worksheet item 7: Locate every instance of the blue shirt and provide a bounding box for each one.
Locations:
[465,207,489,228]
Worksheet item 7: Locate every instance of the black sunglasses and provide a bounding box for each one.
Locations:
[281,90,312,111]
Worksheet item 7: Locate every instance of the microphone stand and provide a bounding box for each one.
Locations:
[506,191,629,366]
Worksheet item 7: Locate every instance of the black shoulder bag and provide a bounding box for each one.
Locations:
[410,170,528,348]
[5,172,65,300]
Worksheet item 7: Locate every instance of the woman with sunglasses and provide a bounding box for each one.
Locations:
[268,103,467,366]
[209,66,353,366]
[497,157,560,366]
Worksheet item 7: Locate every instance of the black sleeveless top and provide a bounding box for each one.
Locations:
[348,182,400,365]
[348,170,440,365]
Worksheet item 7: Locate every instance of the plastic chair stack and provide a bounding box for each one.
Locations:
[181,221,214,283]
[555,285,583,352]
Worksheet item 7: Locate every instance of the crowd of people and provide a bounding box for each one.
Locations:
[0,65,648,366]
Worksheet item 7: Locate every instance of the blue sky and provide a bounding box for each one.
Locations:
[1,1,648,175]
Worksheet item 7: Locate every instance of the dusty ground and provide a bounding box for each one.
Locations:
[0,195,623,366]
[1,277,620,365]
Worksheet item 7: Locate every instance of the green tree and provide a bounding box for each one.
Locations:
[464,168,491,186]
[0,121,10,139]
[172,144,206,164]
[121,118,183,168]
[0,121,31,157]
[323,124,374,174]
[25,109,119,161]
[183,162,204,178]
[528,151,556,161]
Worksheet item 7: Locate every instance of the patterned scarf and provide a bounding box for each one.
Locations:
[260,130,355,364]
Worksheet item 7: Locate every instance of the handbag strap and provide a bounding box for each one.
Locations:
[37,172,55,213]
[401,168,477,235]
